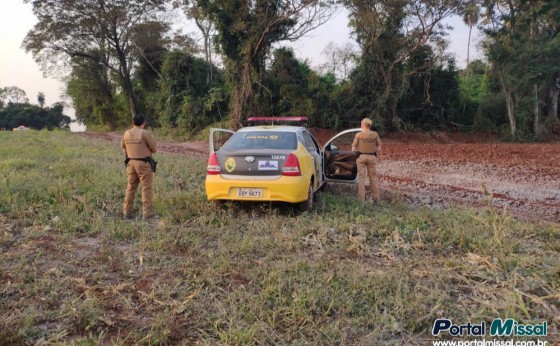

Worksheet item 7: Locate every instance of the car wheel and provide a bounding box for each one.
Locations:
[298,182,314,212]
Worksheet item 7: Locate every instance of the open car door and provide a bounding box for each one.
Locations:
[209,128,235,153]
[322,129,361,183]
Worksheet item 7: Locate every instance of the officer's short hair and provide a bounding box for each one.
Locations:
[362,118,372,128]
[133,115,145,126]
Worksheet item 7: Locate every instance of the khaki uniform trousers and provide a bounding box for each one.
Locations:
[123,160,154,217]
[357,154,379,202]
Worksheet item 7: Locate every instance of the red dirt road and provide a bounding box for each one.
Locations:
[80,131,560,222]
[380,140,560,222]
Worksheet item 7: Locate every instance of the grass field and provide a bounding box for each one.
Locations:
[0,130,558,345]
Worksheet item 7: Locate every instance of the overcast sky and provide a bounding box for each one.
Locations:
[0,0,481,111]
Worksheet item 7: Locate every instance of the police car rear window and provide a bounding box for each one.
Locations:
[222,131,297,150]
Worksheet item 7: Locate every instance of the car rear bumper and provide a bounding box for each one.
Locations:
[205,175,310,203]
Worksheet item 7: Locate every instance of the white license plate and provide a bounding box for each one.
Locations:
[237,188,263,198]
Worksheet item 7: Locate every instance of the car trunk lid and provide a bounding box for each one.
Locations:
[215,150,292,177]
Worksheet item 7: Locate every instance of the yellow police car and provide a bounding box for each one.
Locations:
[12,125,29,131]
[205,117,361,211]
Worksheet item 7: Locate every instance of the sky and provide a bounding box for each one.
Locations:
[0,0,481,128]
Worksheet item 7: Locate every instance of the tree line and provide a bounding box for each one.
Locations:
[20,0,560,138]
[0,87,71,130]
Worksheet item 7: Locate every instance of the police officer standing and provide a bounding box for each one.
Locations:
[121,115,157,220]
[351,118,382,203]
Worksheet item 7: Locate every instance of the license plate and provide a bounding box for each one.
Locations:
[237,188,263,198]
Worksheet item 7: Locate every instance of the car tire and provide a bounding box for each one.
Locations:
[298,182,314,212]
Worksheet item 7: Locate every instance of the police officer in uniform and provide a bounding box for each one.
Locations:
[121,115,157,220]
[351,118,382,203]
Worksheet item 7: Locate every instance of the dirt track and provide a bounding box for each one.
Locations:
[80,131,560,223]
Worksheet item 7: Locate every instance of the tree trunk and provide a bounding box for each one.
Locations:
[126,83,138,118]
[207,32,213,85]
[228,59,255,130]
[198,20,212,85]
[115,44,137,118]
[505,92,516,137]
[120,60,137,118]
[551,76,560,121]
[466,25,472,74]
[381,67,398,130]
[533,83,539,135]
[497,67,516,137]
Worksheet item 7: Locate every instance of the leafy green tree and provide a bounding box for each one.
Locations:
[457,59,488,126]
[342,0,460,130]
[307,72,340,128]
[262,47,338,128]
[157,51,225,131]
[398,46,461,128]
[1,86,29,104]
[458,59,509,133]
[66,55,128,130]
[461,1,480,70]
[185,0,336,129]
[266,48,312,115]
[480,0,560,137]
[37,92,46,108]
[529,1,560,133]
[23,0,169,119]
[0,102,71,130]
[133,21,171,125]
[328,79,356,129]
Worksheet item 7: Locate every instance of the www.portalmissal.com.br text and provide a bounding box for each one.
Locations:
[432,340,548,346]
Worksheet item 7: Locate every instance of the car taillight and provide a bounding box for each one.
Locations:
[207,153,221,175]
[282,153,301,176]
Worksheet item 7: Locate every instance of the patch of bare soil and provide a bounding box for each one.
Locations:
[80,131,208,158]
[79,130,560,222]
[380,142,560,222]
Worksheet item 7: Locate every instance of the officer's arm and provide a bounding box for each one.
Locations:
[120,135,127,155]
[376,135,382,155]
[145,131,157,154]
[351,133,360,152]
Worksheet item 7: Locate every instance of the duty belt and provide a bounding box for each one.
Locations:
[124,156,158,172]
[129,157,152,162]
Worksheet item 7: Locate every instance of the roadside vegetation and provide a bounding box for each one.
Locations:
[0,87,71,131]
[9,0,557,138]
[1,130,558,345]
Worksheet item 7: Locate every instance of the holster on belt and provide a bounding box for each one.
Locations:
[126,156,158,173]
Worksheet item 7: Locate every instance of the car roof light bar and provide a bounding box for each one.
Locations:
[246,117,308,127]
